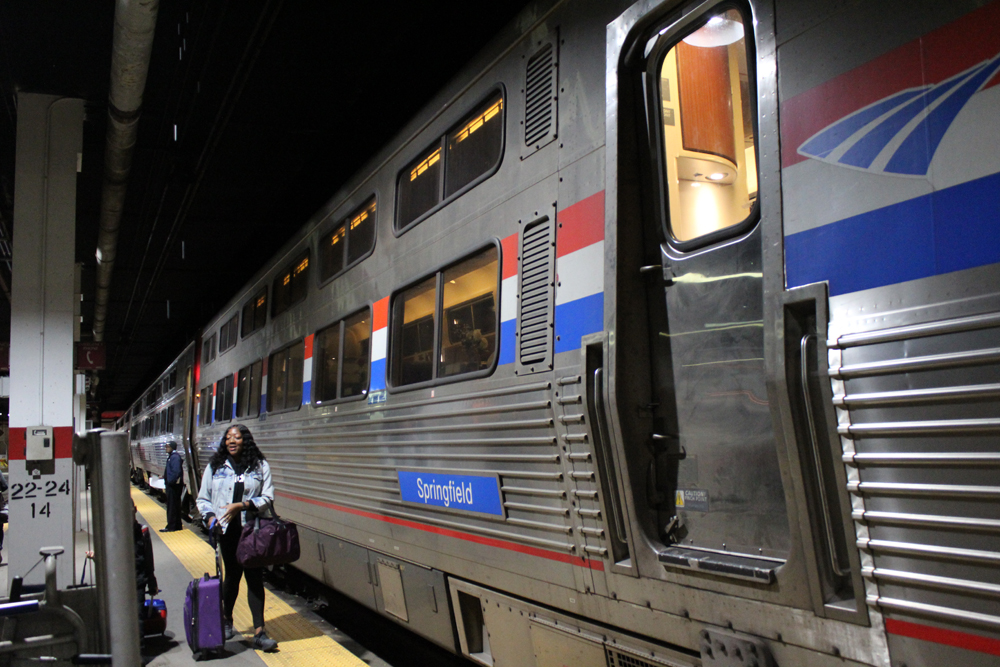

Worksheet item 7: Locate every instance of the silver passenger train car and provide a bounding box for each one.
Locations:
[139,0,1000,664]
[122,343,201,514]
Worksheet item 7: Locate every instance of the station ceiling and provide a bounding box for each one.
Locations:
[0,0,530,412]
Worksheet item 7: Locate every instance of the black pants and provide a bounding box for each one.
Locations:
[220,520,265,630]
[165,483,183,530]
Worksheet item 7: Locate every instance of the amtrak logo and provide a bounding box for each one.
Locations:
[797,52,1000,177]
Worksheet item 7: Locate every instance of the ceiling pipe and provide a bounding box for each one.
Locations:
[93,0,160,342]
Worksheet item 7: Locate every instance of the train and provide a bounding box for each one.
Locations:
[117,0,1000,664]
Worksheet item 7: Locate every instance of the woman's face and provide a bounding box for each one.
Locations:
[225,427,244,458]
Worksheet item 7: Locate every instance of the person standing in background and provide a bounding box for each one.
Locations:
[161,441,183,532]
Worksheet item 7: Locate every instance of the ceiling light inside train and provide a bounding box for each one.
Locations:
[683,15,744,47]
[707,173,726,181]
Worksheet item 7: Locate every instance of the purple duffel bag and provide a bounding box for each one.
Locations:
[236,500,300,569]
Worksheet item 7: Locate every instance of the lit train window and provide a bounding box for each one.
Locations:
[395,89,505,233]
[390,245,499,388]
[241,287,267,338]
[219,314,239,354]
[314,308,371,403]
[271,250,310,318]
[267,340,305,413]
[656,6,757,243]
[237,359,263,418]
[319,197,376,283]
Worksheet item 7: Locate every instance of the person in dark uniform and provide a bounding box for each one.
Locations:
[161,441,183,532]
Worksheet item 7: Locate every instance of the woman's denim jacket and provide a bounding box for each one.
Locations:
[195,458,273,530]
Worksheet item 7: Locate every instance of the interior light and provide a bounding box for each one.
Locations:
[707,173,726,181]
[690,182,702,188]
[682,16,744,47]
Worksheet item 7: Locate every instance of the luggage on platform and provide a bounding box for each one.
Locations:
[183,539,226,658]
[143,598,168,636]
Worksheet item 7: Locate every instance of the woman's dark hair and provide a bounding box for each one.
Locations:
[208,423,266,472]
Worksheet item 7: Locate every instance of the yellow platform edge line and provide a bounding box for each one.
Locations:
[131,488,366,667]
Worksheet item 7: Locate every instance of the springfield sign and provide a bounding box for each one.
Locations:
[397,471,504,517]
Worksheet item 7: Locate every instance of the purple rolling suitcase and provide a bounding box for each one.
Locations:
[183,541,226,658]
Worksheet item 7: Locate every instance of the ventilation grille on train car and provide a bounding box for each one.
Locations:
[516,215,555,374]
[830,311,1000,631]
[524,41,557,153]
[606,647,680,667]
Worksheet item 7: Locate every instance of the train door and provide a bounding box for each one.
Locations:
[605,0,867,625]
[629,0,792,577]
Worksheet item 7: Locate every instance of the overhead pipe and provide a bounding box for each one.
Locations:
[93,0,160,341]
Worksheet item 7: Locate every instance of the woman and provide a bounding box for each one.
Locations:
[196,424,278,652]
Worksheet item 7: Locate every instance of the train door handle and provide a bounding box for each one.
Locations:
[592,368,629,547]
[800,334,850,578]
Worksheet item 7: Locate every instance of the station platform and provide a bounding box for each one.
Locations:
[128,489,372,666]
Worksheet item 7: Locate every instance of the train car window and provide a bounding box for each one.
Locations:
[314,308,371,404]
[267,340,304,412]
[199,385,213,424]
[241,287,267,338]
[439,251,498,378]
[445,94,504,198]
[219,314,239,354]
[655,6,757,244]
[217,374,234,422]
[272,251,310,318]
[396,147,442,231]
[169,368,177,390]
[393,275,437,386]
[390,244,499,388]
[202,334,217,365]
[394,89,505,233]
[320,197,377,284]
[237,359,263,418]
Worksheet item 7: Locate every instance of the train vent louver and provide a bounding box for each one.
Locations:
[523,40,558,155]
[516,215,555,375]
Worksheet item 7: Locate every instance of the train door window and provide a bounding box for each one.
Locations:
[168,405,175,433]
[390,244,499,388]
[272,251,310,318]
[267,340,305,412]
[217,375,234,422]
[237,359,263,418]
[314,308,371,404]
[202,334,216,365]
[655,6,757,244]
[241,287,267,338]
[219,314,239,354]
[320,197,377,284]
[394,90,505,233]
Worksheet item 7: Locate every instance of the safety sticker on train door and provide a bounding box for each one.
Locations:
[676,489,709,512]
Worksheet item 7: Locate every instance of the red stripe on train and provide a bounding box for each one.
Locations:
[276,490,604,571]
[372,296,390,331]
[501,233,519,280]
[886,618,1000,657]
[557,191,604,258]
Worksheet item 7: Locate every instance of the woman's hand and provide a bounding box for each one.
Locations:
[221,502,245,523]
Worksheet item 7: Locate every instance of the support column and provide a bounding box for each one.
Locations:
[9,93,85,588]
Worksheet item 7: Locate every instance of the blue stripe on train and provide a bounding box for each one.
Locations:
[786,171,1000,296]
[370,358,386,391]
[301,380,311,405]
[555,293,604,355]
[498,319,517,366]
